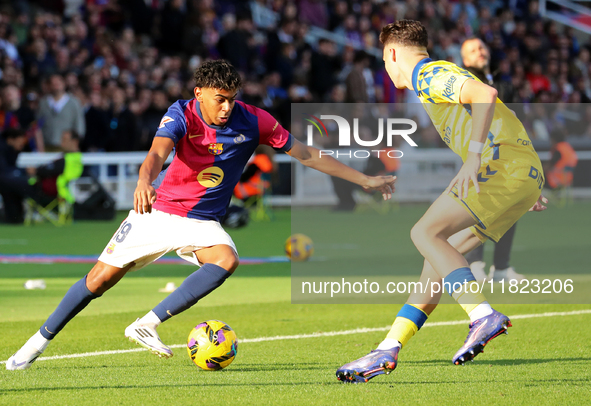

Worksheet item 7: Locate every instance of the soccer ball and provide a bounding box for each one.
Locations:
[187,320,238,370]
[285,234,314,261]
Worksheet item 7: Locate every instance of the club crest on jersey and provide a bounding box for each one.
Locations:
[208,143,224,155]
[158,116,174,128]
[234,134,245,144]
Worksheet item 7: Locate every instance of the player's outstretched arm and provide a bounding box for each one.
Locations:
[286,138,396,200]
[135,137,174,214]
[446,80,498,199]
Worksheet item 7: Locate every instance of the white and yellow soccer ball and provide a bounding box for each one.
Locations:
[187,320,238,370]
[285,234,314,261]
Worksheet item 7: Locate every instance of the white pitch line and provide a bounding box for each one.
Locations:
[2,309,590,365]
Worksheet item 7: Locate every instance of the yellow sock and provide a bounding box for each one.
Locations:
[385,318,418,348]
[385,304,428,348]
[451,281,487,315]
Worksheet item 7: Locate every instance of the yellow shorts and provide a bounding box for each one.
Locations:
[451,158,543,243]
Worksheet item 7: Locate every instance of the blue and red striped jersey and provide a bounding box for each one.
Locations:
[152,99,292,221]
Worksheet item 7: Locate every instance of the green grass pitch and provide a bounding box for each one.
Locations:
[1,202,590,405]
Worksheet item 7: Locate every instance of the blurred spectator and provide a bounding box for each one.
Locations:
[329,1,349,31]
[218,15,255,72]
[2,86,31,131]
[128,0,155,36]
[375,66,399,103]
[262,72,288,106]
[138,89,169,151]
[241,79,264,107]
[526,62,551,94]
[433,30,462,64]
[0,129,26,175]
[265,18,297,72]
[328,84,346,103]
[1,85,44,151]
[345,51,370,103]
[309,39,341,100]
[0,21,20,63]
[106,87,137,151]
[37,74,85,151]
[0,91,20,134]
[159,0,186,55]
[461,38,514,102]
[274,43,296,89]
[11,11,30,46]
[335,14,363,49]
[299,0,329,29]
[0,0,588,158]
[23,38,56,84]
[0,129,32,223]
[81,92,109,152]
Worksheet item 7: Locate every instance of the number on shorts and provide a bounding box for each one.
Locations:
[115,222,132,243]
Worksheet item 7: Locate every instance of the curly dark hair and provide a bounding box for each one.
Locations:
[193,59,242,90]
[380,20,428,48]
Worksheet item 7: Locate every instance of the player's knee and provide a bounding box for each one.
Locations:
[86,263,126,295]
[86,272,111,295]
[212,254,239,274]
[410,223,428,248]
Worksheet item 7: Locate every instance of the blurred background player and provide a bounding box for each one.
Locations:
[7,60,395,370]
[544,129,578,190]
[460,37,525,283]
[337,20,547,383]
[233,145,276,203]
[331,140,400,211]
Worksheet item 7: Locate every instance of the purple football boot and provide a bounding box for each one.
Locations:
[452,309,512,365]
[336,347,399,383]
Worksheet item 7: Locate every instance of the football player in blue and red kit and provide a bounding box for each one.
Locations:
[7,60,395,370]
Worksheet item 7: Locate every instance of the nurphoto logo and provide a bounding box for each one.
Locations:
[305,114,418,158]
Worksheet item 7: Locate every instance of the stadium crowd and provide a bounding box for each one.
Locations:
[0,0,590,153]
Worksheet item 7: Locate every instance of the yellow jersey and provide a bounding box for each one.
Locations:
[412,58,544,243]
[412,58,539,166]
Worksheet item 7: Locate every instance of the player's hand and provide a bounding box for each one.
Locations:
[529,194,548,212]
[134,179,157,214]
[362,175,397,200]
[446,153,481,200]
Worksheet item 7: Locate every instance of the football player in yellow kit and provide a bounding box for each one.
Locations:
[337,20,548,383]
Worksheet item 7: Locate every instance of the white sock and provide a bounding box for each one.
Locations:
[468,302,493,323]
[376,338,402,351]
[138,310,162,327]
[26,331,50,353]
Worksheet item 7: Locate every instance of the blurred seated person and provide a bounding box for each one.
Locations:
[0,129,80,223]
[544,129,578,189]
[26,130,82,203]
[233,145,275,202]
[0,128,40,223]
